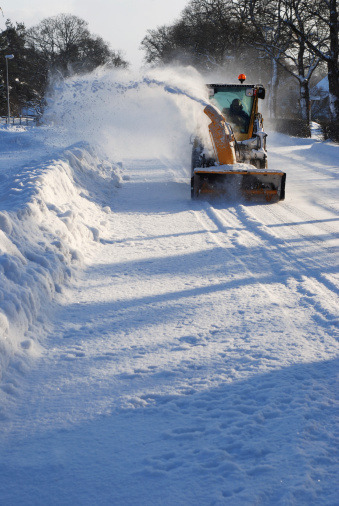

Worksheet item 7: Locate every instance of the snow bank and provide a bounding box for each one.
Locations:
[0,65,212,385]
[308,138,339,162]
[0,127,123,381]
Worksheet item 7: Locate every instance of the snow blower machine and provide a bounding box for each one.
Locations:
[191,74,286,202]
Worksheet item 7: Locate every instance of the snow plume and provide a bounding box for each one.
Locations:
[0,129,123,387]
[42,66,211,170]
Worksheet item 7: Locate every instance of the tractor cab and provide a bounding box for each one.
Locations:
[208,83,266,141]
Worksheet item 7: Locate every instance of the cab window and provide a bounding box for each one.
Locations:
[210,86,254,133]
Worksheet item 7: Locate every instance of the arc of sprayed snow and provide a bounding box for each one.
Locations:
[92,75,210,108]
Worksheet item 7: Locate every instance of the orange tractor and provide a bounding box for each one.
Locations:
[191,74,286,202]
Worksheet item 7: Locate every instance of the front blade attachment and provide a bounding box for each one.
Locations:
[192,164,286,202]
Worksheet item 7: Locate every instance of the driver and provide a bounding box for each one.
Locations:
[227,99,250,132]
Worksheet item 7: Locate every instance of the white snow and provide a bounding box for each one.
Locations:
[0,67,338,506]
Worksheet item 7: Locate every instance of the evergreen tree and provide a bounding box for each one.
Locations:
[0,20,42,117]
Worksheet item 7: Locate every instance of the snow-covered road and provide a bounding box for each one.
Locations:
[0,67,339,504]
[1,127,338,505]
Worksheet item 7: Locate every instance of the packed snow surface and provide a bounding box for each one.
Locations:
[0,68,338,505]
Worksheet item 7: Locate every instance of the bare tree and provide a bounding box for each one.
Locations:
[282,0,338,126]
[141,25,186,65]
[141,0,259,74]
[239,0,321,122]
[27,13,128,75]
[0,20,45,116]
[241,0,288,118]
[281,0,321,122]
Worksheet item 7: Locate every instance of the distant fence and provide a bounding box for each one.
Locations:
[0,115,39,126]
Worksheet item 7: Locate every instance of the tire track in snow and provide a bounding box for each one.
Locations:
[256,202,339,262]
[277,203,339,239]
[247,202,339,340]
[193,201,339,349]
[223,203,339,342]
[235,205,337,280]
[192,203,305,346]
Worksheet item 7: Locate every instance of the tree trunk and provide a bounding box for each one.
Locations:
[297,39,310,123]
[269,58,279,119]
[299,80,310,122]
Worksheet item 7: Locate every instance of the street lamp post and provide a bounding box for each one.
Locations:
[5,54,14,124]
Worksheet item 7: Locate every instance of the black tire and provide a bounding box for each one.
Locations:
[279,173,286,201]
[191,176,195,199]
[191,140,204,199]
[191,141,204,175]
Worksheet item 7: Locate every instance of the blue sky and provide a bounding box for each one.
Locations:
[3,0,189,68]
